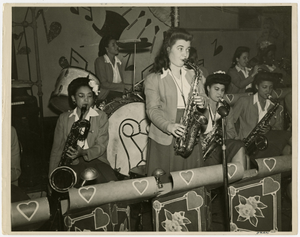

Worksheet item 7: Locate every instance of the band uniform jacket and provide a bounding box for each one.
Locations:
[227,94,284,140]
[48,108,110,176]
[144,68,208,146]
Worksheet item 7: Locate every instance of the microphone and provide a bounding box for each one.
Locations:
[217,99,230,118]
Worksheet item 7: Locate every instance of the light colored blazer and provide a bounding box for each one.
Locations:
[227,94,284,140]
[227,66,254,94]
[94,55,125,99]
[144,68,208,146]
[48,108,110,175]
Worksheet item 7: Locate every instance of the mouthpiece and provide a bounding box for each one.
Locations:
[80,105,88,120]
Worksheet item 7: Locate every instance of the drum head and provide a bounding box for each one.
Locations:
[106,102,149,176]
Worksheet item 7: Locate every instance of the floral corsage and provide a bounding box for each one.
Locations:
[88,79,100,96]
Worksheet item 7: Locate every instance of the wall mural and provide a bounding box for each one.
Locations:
[12,6,289,117]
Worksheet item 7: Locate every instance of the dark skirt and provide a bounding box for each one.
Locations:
[203,139,244,167]
[71,157,118,187]
[146,109,204,183]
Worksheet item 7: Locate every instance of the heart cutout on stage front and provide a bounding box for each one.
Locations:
[179,170,194,185]
[17,201,39,221]
[186,191,203,210]
[132,179,149,195]
[262,177,280,196]
[228,164,237,179]
[263,158,276,171]
[94,207,110,230]
[78,186,96,203]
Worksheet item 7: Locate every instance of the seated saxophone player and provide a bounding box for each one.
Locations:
[201,72,248,170]
[227,71,292,161]
[48,77,118,194]
[144,27,208,184]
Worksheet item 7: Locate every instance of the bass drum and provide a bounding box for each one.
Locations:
[49,67,99,113]
[103,96,149,177]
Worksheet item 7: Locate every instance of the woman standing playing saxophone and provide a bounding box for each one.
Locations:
[144,27,208,183]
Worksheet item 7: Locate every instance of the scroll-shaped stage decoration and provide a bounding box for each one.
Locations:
[170,163,244,193]
[69,177,158,210]
[11,197,50,229]
[254,155,291,178]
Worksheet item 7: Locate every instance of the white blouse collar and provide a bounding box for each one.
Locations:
[161,67,188,79]
[104,54,122,65]
[69,106,99,120]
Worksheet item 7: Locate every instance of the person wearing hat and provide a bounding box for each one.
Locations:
[257,41,291,87]
[228,71,291,160]
[227,46,261,94]
[201,71,248,169]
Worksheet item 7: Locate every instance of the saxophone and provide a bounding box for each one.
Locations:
[201,99,230,161]
[49,105,91,193]
[201,120,223,161]
[243,95,279,156]
[174,60,208,158]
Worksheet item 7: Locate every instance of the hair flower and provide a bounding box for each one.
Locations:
[213,70,226,74]
[260,40,273,50]
[89,79,100,95]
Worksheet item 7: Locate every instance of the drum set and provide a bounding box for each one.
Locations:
[49,39,152,179]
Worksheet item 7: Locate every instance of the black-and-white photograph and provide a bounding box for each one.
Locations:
[3,3,297,234]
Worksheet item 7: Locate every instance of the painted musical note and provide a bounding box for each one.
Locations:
[36,9,62,43]
[59,56,70,69]
[127,10,145,30]
[150,25,160,54]
[70,48,88,70]
[83,7,93,21]
[122,8,132,17]
[211,38,223,56]
[136,19,152,39]
[70,7,93,21]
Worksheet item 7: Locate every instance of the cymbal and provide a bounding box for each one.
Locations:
[117,39,152,50]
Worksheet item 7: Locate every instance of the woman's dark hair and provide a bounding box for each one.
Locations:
[252,71,281,93]
[98,35,115,57]
[68,77,96,108]
[205,73,231,95]
[230,46,250,68]
[152,27,193,73]
[188,47,197,63]
[258,44,277,64]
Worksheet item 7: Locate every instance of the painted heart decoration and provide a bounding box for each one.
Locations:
[225,94,234,103]
[94,207,110,230]
[186,191,203,211]
[64,215,72,228]
[263,158,276,172]
[17,201,39,221]
[132,179,149,195]
[228,164,237,179]
[179,170,194,185]
[262,177,280,196]
[78,186,96,203]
